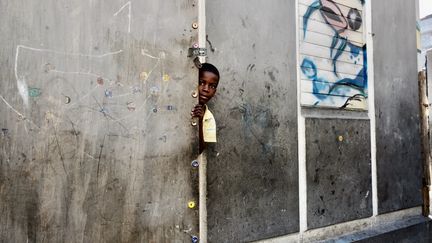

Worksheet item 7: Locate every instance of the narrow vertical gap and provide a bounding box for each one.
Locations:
[364,0,378,216]
[197,1,208,242]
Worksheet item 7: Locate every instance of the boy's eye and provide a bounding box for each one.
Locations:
[210,85,217,89]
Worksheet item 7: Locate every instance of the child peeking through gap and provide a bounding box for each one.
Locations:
[190,63,220,154]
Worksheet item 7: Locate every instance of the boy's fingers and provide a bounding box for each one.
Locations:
[190,104,205,118]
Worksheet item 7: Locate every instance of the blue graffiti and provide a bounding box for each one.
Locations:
[301,59,329,100]
[302,0,367,107]
[301,57,367,103]
[331,44,368,92]
[348,43,361,57]
[302,0,321,38]
[303,0,366,76]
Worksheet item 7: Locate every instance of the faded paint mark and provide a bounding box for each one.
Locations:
[15,44,123,59]
[150,86,160,96]
[97,77,104,85]
[14,45,123,109]
[44,63,55,73]
[127,101,136,111]
[139,71,149,81]
[44,111,57,122]
[141,49,159,59]
[113,1,131,33]
[17,77,29,107]
[65,85,99,108]
[139,50,166,85]
[28,87,41,97]
[163,74,170,81]
[0,94,35,126]
[104,89,113,98]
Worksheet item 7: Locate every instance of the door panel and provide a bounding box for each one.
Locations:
[0,1,199,242]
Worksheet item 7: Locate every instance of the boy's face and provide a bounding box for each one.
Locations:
[198,70,218,105]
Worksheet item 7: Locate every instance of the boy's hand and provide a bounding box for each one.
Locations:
[191,104,205,119]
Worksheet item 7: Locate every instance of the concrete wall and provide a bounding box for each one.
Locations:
[306,118,372,229]
[0,0,423,242]
[372,0,423,213]
[0,1,200,242]
[205,1,298,242]
[206,0,422,242]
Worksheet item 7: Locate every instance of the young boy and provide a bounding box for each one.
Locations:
[190,63,220,153]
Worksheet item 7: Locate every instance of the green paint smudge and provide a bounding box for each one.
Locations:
[28,88,41,97]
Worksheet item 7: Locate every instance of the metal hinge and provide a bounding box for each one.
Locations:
[188,47,207,58]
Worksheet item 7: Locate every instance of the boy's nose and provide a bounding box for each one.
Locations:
[202,85,209,92]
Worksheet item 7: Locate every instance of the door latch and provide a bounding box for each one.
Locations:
[188,47,207,58]
[188,47,207,68]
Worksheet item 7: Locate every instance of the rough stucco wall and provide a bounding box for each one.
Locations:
[0,1,199,242]
[306,118,372,229]
[205,1,298,242]
[372,0,423,213]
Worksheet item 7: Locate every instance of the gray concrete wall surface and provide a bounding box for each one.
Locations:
[306,118,372,229]
[205,0,299,242]
[0,0,425,242]
[372,0,423,213]
[0,0,200,242]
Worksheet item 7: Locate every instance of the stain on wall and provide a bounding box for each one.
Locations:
[300,0,368,109]
[0,0,199,242]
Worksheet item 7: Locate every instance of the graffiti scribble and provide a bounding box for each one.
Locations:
[300,0,367,109]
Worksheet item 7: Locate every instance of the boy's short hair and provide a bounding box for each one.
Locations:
[199,63,220,81]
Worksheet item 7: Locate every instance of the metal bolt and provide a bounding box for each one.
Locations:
[191,235,199,243]
[338,135,343,142]
[64,96,71,104]
[191,160,199,168]
[188,201,196,209]
[191,90,198,98]
[191,120,197,126]
[192,22,198,29]
[193,43,199,48]
[153,107,158,113]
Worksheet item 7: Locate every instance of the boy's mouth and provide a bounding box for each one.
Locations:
[199,95,209,101]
